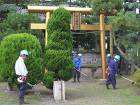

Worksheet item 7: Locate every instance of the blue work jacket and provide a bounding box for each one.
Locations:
[73,58,82,70]
[108,57,114,64]
[108,59,118,74]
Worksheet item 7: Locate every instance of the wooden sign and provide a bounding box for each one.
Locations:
[72,11,81,30]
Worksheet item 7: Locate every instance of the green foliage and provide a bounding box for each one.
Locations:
[0,4,20,13]
[122,43,140,66]
[0,4,20,22]
[44,7,73,89]
[42,0,68,6]
[108,10,140,32]
[134,69,140,86]
[124,2,138,11]
[81,15,99,24]
[0,33,44,89]
[89,0,123,16]
[43,71,56,89]
[74,0,91,7]
[1,0,40,8]
[108,10,140,65]
[0,11,45,52]
[88,64,98,75]
[124,0,137,2]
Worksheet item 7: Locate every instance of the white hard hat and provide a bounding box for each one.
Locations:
[20,50,29,57]
[78,53,82,57]
[107,54,111,57]
[115,55,120,61]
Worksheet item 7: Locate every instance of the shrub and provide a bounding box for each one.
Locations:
[0,33,44,89]
[43,7,73,89]
[88,64,98,76]
[134,69,140,86]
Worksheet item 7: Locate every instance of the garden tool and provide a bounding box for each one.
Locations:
[121,76,135,84]
[75,69,94,80]
[118,73,135,84]
[27,80,42,87]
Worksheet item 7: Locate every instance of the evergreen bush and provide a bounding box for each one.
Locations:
[134,69,140,86]
[0,33,44,89]
[43,7,73,89]
[88,64,98,76]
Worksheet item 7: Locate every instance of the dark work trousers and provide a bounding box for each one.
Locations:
[73,69,80,78]
[106,70,116,87]
[18,76,28,98]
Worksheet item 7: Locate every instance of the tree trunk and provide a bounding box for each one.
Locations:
[7,83,13,91]
[0,77,2,82]
[131,65,135,76]
[125,60,128,75]
[120,55,124,72]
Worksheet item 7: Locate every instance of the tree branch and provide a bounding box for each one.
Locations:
[112,29,140,70]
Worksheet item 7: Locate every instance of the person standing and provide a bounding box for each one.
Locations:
[106,55,120,90]
[15,50,29,105]
[73,53,82,83]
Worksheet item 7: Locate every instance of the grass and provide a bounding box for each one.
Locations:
[0,76,140,105]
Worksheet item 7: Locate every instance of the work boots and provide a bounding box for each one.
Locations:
[77,77,80,83]
[106,84,109,89]
[72,77,76,83]
[19,98,29,105]
[113,86,118,90]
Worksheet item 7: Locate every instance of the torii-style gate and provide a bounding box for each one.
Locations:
[27,6,115,80]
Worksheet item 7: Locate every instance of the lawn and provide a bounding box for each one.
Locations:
[0,75,140,105]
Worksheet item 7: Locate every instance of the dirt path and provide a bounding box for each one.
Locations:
[31,68,108,105]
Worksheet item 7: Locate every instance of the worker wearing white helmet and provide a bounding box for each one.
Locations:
[15,50,29,105]
[73,53,82,83]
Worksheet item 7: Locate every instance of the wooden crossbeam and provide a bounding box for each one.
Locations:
[31,23,111,30]
[28,6,117,16]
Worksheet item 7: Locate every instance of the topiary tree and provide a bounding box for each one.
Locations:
[43,7,74,89]
[0,33,44,89]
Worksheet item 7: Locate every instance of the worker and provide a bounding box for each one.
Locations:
[73,53,82,83]
[106,55,120,90]
[15,50,29,105]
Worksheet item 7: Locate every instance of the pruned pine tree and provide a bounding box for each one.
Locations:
[43,7,74,89]
[108,0,140,75]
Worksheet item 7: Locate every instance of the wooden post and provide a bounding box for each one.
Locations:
[100,14,107,79]
[110,30,113,57]
[45,12,50,73]
[45,12,50,46]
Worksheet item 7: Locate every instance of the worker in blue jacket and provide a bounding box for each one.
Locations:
[73,53,82,83]
[107,54,114,64]
[106,55,120,90]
